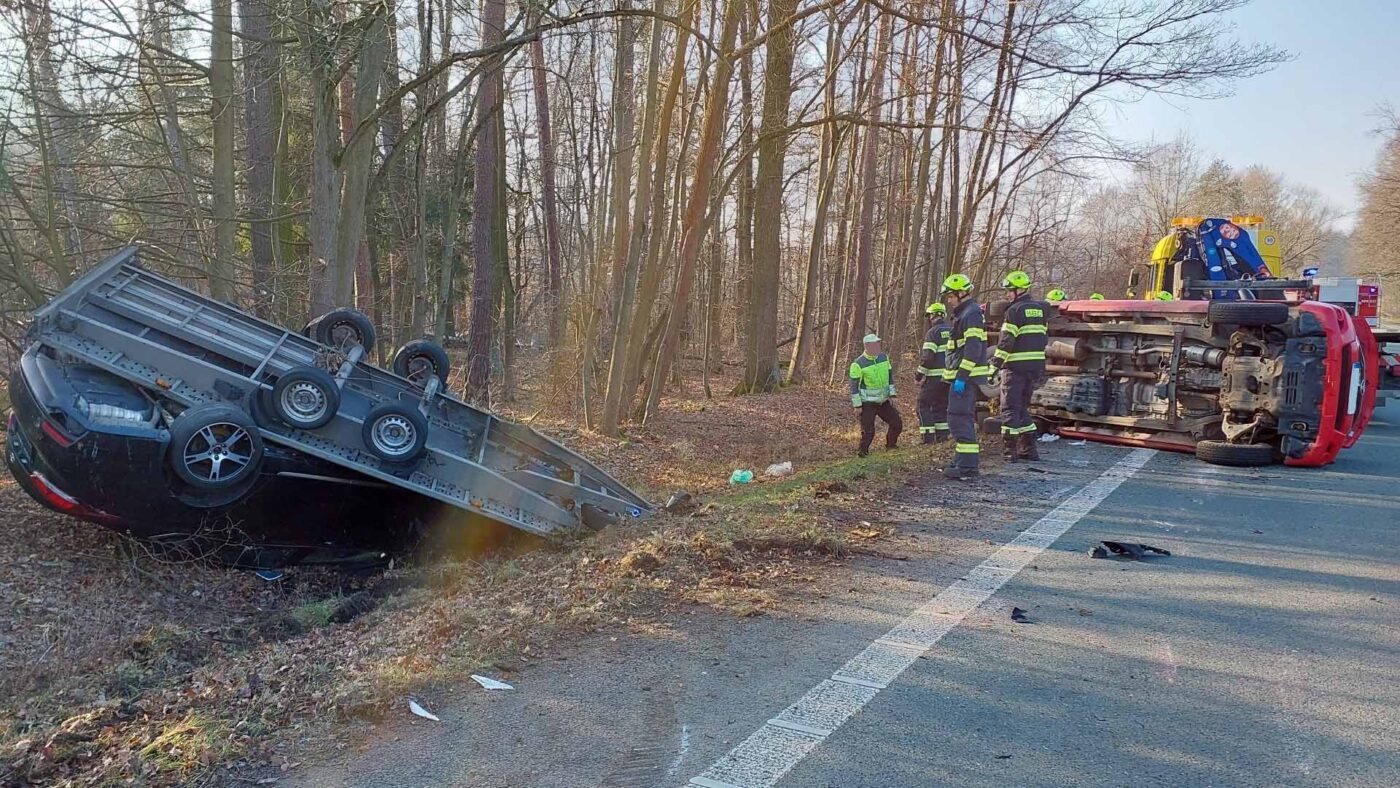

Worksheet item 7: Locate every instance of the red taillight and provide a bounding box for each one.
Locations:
[29,471,82,511]
[28,472,117,522]
[40,420,76,448]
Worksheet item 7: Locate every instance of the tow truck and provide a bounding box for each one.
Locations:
[1022,216,1379,467]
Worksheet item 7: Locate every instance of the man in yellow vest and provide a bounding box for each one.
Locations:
[849,333,902,457]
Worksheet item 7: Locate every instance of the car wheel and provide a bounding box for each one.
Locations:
[1195,440,1275,467]
[311,308,377,353]
[272,366,341,429]
[169,404,265,490]
[391,340,451,388]
[1207,301,1289,327]
[362,402,429,463]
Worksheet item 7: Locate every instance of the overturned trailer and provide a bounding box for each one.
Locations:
[7,247,650,564]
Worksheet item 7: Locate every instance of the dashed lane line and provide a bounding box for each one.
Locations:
[683,447,1158,788]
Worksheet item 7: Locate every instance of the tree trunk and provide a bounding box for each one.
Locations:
[642,0,742,424]
[209,0,236,300]
[240,0,278,316]
[742,0,799,393]
[846,12,891,353]
[529,28,564,346]
[331,9,388,311]
[464,0,508,403]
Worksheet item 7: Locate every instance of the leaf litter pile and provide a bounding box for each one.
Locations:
[1,368,954,786]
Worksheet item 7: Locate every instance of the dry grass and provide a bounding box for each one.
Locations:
[1,358,950,785]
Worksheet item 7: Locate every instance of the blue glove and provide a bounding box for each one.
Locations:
[951,378,967,395]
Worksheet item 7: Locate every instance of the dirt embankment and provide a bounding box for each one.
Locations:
[2,370,962,786]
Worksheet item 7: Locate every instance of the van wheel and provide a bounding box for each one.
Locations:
[1207,301,1289,327]
[1195,440,1275,467]
[392,340,451,388]
[169,404,264,490]
[363,402,429,463]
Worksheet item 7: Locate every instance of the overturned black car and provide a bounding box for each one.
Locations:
[7,247,651,567]
[8,345,450,567]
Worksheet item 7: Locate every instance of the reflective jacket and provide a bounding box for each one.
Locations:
[917,318,952,381]
[994,293,1048,373]
[849,353,897,405]
[945,299,990,382]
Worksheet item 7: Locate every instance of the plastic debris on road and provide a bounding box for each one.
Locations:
[471,674,515,690]
[764,461,793,477]
[408,699,440,721]
[1069,440,1088,446]
[728,469,754,484]
[1090,541,1172,561]
[1038,433,1060,443]
[1010,607,1032,623]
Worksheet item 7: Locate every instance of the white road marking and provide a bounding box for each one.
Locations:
[685,448,1157,788]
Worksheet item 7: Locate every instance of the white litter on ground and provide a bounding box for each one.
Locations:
[408,699,440,721]
[1038,433,1060,443]
[471,674,515,690]
[765,461,794,477]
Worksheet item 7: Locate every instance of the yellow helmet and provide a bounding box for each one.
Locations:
[1046,288,1067,302]
[1089,293,1105,300]
[1001,270,1032,289]
[940,273,973,295]
[925,302,947,316]
[1154,291,1174,301]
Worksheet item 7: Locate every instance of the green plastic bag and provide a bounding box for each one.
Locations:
[729,469,754,484]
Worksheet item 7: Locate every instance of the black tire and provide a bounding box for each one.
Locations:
[1207,301,1289,327]
[312,308,377,353]
[392,340,451,388]
[168,404,264,490]
[362,402,429,463]
[272,366,341,429]
[1195,440,1275,467]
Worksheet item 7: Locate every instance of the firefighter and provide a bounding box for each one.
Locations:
[849,333,902,457]
[940,274,989,480]
[1089,292,1106,300]
[1046,288,1068,304]
[992,270,1048,462]
[916,303,953,444]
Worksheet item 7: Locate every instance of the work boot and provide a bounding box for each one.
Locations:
[943,465,979,481]
[933,430,950,444]
[1002,435,1019,462]
[1017,432,1041,461]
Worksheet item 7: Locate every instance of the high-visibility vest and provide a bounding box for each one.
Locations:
[918,320,952,379]
[994,293,1049,372]
[849,353,896,404]
[945,299,990,382]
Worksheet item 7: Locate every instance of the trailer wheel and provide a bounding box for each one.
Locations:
[1195,440,1275,467]
[169,404,264,490]
[391,340,451,388]
[312,308,377,353]
[272,366,341,429]
[1207,301,1289,327]
[363,402,429,463]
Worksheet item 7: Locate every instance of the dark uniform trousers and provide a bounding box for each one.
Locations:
[858,401,903,454]
[917,379,949,438]
[948,385,978,470]
[999,370,1037,436]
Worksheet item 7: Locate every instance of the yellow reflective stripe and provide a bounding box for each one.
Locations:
[933,422,949,429]
[1009,424,1038,434]
[964,327,988,340]
[1000,322,1021,337]
[1004,351,1046,362]
[922,342,940,351]
[959,358,977,370]
[994,348,1011,361]
[917,366,944,376]
[1017,324,1047,335]
[955,442,980,454]
[919,426,937,434]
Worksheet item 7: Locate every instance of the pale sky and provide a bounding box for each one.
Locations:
[1101,0,1400,231]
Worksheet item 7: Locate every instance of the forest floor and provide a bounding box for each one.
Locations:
[0,359,989,787]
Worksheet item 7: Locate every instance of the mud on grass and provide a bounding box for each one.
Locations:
[1,376,951,786]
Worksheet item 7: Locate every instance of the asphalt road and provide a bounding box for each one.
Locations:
[293,415,1399,788]
[773,415,1400,788]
